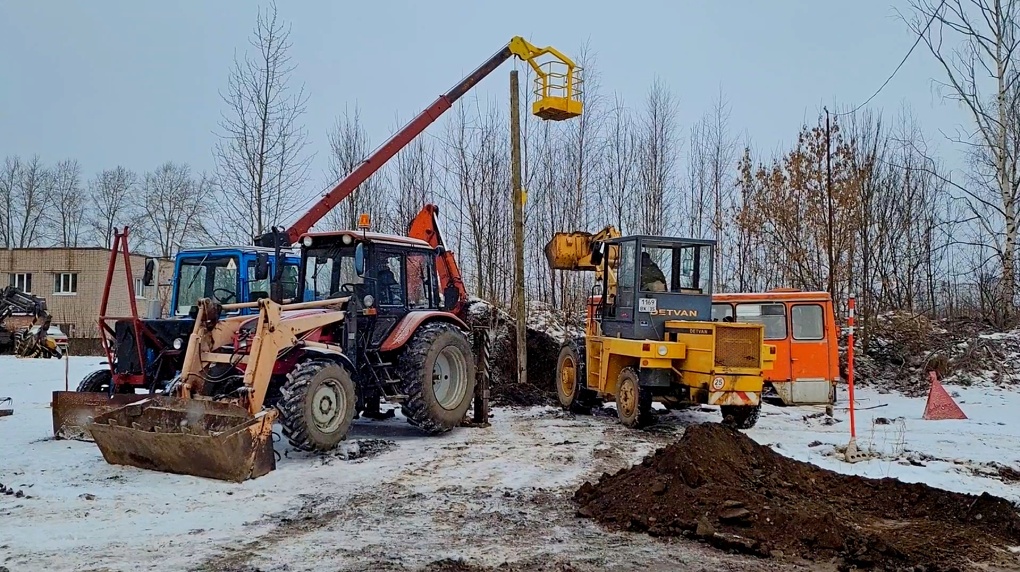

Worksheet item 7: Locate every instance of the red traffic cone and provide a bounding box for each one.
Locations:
[922,371,967,420]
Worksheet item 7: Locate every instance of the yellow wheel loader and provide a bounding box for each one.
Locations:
[546,229,776,429]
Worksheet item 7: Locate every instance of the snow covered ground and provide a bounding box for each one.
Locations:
[1,356,1019,571]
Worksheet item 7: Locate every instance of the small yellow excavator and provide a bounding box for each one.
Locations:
[546,228,775,428]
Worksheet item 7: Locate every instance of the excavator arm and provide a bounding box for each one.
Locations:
[259,36,583,248]
[544,225,621,284]
[408,204,469,319]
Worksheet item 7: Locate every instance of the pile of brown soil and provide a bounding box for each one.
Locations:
[574,423,1020,571]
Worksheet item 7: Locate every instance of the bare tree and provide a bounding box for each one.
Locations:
[213,1,312,243]
[49,159,86,247]
[10,155,51,248]
[322,104,391,232]
[636,78,681,236]
[138,162,210,258]
[598,94,639,234]
[0,156,20,248]
[907,0,1020,323]
[88,166,140,248]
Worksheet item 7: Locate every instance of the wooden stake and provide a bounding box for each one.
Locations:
[510,70,527,385]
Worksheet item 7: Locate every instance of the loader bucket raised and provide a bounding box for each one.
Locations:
[51,391,152,441]
[88,396,278,482]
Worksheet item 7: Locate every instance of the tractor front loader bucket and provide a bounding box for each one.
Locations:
[51,391,151,441]
[88,396,278,482]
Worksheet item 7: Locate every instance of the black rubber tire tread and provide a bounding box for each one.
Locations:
[556,338,596,414]
[721,403,762,429]
[397,321,476,435]
[76,369,113,393]
[616,366,654,428]
[279,359,357,452]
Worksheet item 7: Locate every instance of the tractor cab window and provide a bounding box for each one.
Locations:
[246,260,270,301]
[281,263,300,301]
[640,243,712,294]
[304,245,363,300]
[406,252,434,309]
[175,255,240,314]
[377,254,403,306]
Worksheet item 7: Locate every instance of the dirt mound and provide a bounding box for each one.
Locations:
[464,298,576,407]
[574,423,1020,570]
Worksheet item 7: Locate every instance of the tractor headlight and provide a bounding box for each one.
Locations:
[657,345,668,356]
[173,338,183,350]
[302,235,313,247]
[342,234,353,245]
[363,295,375,308]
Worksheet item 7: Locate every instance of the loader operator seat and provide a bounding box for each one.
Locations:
[640,251,667,292]
[378,267,402,305]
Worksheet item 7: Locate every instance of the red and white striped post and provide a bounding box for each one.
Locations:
[847,295,856,439]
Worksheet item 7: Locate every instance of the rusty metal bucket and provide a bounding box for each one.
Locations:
[88,396,278,482]
[51,391,151,440]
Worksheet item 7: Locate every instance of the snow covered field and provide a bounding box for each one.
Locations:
[1,356,1019,571]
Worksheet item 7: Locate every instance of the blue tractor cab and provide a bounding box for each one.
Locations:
[170,246,302,317]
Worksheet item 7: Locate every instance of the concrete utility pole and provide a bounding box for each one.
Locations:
[510,70,527,385]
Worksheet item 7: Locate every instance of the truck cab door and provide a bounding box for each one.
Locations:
[788,303,832,403]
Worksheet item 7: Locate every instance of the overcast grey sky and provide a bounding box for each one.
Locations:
[1,0,967,187]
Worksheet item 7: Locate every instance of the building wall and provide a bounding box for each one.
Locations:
[1,248,160,339]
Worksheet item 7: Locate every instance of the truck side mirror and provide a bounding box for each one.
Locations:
[354,243,365,277]
[143,259,155,286]
[254,252,270,280]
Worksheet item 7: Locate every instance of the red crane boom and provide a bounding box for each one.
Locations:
[255,36,582,248]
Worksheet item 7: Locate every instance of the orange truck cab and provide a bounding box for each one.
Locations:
[711,289,838,406]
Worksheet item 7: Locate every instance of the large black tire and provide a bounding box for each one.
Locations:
[556,338,596,414]
[616,367,653,429]
[397,322,476,435]
[721,403,761,429]
[76,369,113,393]
[279,359,357,452]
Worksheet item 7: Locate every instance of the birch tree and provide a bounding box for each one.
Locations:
[908,0,1020,323]
[139,162,211,258]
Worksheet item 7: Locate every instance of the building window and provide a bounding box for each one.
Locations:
[10,273,31,293]
[134,278,146,298]
[54,272,78,295]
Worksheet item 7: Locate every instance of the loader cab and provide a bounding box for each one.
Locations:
[299,231,442,347]
[170,247,301,318]
[596,236,714,340]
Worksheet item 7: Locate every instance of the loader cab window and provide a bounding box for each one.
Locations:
[640,243,712,294]
[616,240,636,311]
[175,255,240,315]
[304,245,363,301]
[246,259,300,302]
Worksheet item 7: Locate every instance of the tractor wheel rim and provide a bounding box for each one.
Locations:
[560,357,576,397]
[312,380,346,433]
[433,347,468,410]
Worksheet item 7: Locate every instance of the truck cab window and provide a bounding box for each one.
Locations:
[735,302,787,340]
[792,304,825,340]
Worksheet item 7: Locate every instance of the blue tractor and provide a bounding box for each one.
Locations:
[73,230,300,396]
